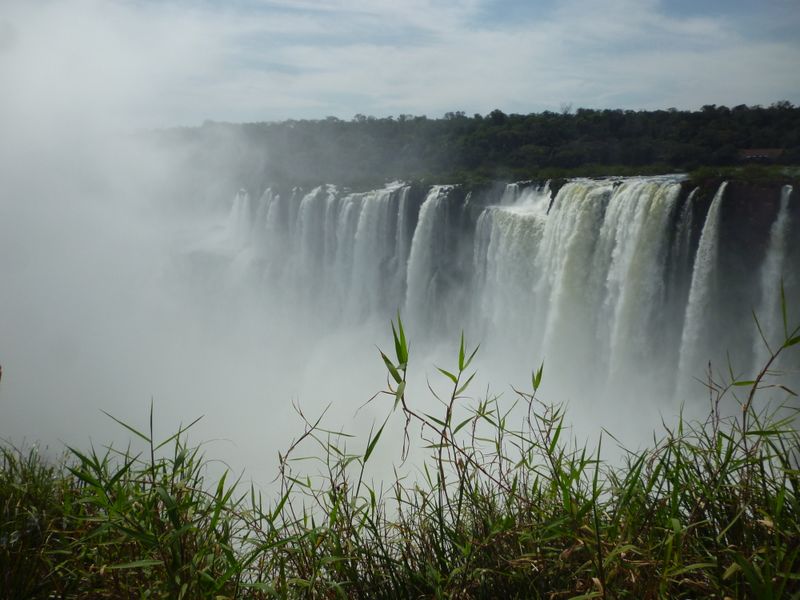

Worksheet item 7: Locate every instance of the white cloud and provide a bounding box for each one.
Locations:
[1,0,798,129]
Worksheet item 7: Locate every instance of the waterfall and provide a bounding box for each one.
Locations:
[677,182,728,389]
[536,182,611,381]
[499,183,520,205]
[390,186,412,302]
[603,181,681,382]
[329,192,364,312]
[753,185,794,365]
[349,186,400,318]
[404,186,452,331]
[199,176,798,408]
[254,188,274,233]
[472,178,681,394]
[226,189,253,249]
[292,186,332,296]
[666,189,696,314]
[472,186,549,352]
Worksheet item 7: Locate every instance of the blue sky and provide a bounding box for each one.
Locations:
[1,0,799,127]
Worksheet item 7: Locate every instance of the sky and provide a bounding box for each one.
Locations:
[1,0,799,128]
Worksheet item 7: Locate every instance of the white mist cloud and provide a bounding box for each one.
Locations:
[0,0,797,485]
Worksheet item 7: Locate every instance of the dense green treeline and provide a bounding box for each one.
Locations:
[161,102,800,188]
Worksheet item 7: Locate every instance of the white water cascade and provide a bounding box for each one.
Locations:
[404,185,453,332]
[677,182,727,390]
[226,189,253,249]
[192,176,797,413]
[753,185,794,367]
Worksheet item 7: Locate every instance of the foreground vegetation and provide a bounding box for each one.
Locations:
[2,316,799,598]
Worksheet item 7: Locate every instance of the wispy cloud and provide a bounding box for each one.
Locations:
[1,0,798,128]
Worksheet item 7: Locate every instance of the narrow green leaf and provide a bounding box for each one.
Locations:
[380,351,402,384]
[452,416,473,436]
[455,372,476,397]
[364,422,386,463]
[100,411,151,443]
[464,344,480,370]
[394,380,406,409]
[458,332,465,371]
[106,455,138,490]
[423,412,447,427]
[66,465,102,489]
[396,313,408,364]
[723,562,741,580]
[107,559,163,570]
[210,471,228,530]
[533,362,544,392]
[785,335,800,347]
[437,367,458,385]
[667,562,717,577]
[271,489,292,522]
[391,321,403,364]
[154,415,203,451]
[548,420,561,454]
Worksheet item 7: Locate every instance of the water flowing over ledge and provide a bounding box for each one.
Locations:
[187,176,799,409]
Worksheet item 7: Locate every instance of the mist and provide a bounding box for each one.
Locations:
[0,1,312,483]
[1,0,798,492]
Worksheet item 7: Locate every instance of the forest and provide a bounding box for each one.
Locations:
[160,101,800,189]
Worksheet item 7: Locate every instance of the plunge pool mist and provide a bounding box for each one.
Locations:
[1,142,798,487]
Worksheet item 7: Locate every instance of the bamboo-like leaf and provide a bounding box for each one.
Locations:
[391,313,408,364]
[397,314,408,360]
[66,464,102,490]
[394,380,406,409]
[548,420,562,455]
[667,562,717,577]
[210,471,228,530]
[455,372,476,397]
[100,411,151,443]
[154,415,203,451]
[437,367,458,385]
[452,416,473,435]
[722,562,741,580]
[423,412,447,427]
[533,362,544,392]
[271,489,292,522]
[155,486,182,530]
[734,380,756,387]
[464,344,480,370]
[106,455,138,490]
[380,351,402,384]
[364,421,386,463]
[458,332,465,371]
[107,559,163,570]
[392,321,403,365]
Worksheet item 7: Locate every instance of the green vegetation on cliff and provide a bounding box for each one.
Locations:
[161,102,800,189]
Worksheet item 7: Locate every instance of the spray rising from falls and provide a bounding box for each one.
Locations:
[191,176,798,411]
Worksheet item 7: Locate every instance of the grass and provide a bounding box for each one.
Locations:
[2,317,799,599]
